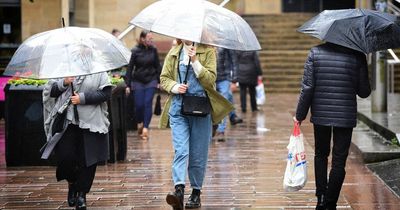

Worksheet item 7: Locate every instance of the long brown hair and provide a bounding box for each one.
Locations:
[137,30,150,45]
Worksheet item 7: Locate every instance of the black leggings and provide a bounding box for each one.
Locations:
[313,124,353,208]
[239,83,257,112]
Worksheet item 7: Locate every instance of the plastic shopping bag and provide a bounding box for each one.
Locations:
[283,122,307,192]
[256,79,265,105]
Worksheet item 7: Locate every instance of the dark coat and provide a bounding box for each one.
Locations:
[236,51,262,86]
[216,48,238,82]
[295,43,371,128]
[126,44,161,85]
[47,79,112,166]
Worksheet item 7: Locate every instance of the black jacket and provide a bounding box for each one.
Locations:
[295,43,371,128]
[236,51,262,86]
[216,48,237,82]
[126,44,161,85]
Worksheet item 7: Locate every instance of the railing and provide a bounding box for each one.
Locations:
[387,0,400,15]
[387,49,400,93]
[386,1,400,93]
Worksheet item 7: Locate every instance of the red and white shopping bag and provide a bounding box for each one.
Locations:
[283,122,307,192]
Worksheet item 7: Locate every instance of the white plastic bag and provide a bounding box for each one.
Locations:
[256,79,265,105]
[283,122,307,192]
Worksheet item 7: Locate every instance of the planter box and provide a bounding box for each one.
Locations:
[4,83,127,166]
[107,83,128,163]
[4,84,52,166]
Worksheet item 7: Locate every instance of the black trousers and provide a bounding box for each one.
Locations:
[239,83,257,112]
[55,124,97,193]
[314,124,353,208]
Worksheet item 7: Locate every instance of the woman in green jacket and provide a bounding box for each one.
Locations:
[160,39,233,209]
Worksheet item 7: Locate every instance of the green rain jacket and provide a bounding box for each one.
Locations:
[159,43,234,128]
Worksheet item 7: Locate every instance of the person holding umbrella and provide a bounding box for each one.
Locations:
[159,39,233,209]
[293,42,371,210]
[43,69,113,209]
[125,30,161,140]
[294,8,400,209]
[129,0,260,209]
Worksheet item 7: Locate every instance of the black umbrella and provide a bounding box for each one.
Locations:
[298,8,400,54]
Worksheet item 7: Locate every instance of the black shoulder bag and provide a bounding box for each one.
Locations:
[177,47,211,117]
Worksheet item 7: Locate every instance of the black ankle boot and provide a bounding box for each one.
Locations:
[166,184,184,210]
[316,194,326,210]
[185,189,201,209]
[75,192,87,210]
[67,182,77,207]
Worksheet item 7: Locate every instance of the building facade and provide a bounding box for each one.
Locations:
[0,0,374,71]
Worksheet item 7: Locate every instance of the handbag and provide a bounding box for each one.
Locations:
[256,78,266,105]
[177,47,211,117]
[283,122,307,192]
[154,90,162,116]
[181,95,211,117]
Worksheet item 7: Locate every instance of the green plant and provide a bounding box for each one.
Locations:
[7,78,47,86]
[110,77,124,85]
[390,137,400,146]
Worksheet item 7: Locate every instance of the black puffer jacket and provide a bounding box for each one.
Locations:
[295,43,371,128]
[126,44,161,85]
[236,51,262,86]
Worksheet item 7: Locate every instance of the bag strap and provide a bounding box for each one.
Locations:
[177,43,195,84]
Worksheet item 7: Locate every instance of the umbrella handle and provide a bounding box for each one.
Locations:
[70,82,80,122]
[183,42,196,84]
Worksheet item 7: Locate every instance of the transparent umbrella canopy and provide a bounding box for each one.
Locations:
[130,0,261,51]
[4,27,131,79]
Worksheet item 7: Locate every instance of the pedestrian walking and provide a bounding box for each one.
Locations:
[125,30,161,140]
[235,50,263,113]
[42,72,113,210]
[213,47,243,140]
[159,39,233,210]
[294,42,371,210]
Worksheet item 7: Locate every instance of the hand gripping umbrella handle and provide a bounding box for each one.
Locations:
[70,83,79,122]
[183,42,195,84]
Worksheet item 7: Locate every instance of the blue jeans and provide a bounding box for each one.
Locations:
[216,80,235,133]
[169,96,212,189]
[133,87,156,128]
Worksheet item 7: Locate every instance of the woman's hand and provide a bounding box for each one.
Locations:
[178,84,188,94]
[188,46,197,62]
[125,87,131,96]
[71,92,81,104]
[63,77,75,86]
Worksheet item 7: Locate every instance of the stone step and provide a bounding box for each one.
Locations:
[263,74,302,81]
[263,69,304,75]
[262,63,304,69]
[265,87,299,93]
[264,80,302,89]
[259,50,310,56]
[260,57,307,63]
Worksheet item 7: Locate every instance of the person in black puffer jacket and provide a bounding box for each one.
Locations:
[125,30,161,140]
[294,42,371,210]
[236,50,263,112]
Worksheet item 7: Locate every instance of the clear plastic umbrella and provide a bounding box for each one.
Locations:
[130,0,261,51]
[4,27,131,79]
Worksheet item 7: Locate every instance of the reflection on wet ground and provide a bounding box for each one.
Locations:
[0,94,399,209]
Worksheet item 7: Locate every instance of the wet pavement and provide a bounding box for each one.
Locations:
[358,93,400,139]
[356,93,400,201]
[0,93,399,209]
